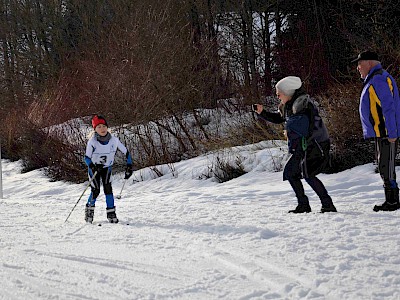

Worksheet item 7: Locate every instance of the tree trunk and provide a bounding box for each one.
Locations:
[241,0,258,99]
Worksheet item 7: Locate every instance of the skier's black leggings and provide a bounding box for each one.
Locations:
[87,167,114,206]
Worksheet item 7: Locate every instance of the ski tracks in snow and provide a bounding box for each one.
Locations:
[2,160,400,299]
[186,239,333,300]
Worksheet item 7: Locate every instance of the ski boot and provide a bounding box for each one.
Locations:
[106,206,119,223]
[85,204,95,223]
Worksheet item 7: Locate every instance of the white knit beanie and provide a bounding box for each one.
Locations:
[275,76,302,97]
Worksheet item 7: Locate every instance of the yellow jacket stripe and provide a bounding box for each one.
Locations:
[387,77,394,96]
[369,85,387,137]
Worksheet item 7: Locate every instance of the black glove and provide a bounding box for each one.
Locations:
[89,163,103,174]
[124,164,133,179]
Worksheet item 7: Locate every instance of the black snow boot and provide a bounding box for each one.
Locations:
[85,204,95,223]
[320,204,337,213]
[106,206,119,223]
[288,180,311,213]
[288,204,312,214]
[373,188,400,212]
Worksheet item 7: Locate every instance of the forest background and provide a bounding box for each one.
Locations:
[1,0,400,183]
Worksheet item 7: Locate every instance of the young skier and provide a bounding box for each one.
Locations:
[84,114,133,223]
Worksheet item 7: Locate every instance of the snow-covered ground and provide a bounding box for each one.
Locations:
[1,141,400,300]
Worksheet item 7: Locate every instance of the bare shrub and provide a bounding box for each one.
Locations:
[1,111,86,181]
[320,83,374,172]
[1,110,25,161]
[214,156,246,183]
[199,152,247,183]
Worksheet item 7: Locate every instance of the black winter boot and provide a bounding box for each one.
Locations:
[304,177,336,213]
[320,204,337,213]
[85,204,95,223]
[106,206,119,223]
[288,179,311,213]
[373,188,400,212]
[288,204,312,213]
[373,202,400,211]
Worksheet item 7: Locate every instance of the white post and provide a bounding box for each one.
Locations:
[0,140,3,199]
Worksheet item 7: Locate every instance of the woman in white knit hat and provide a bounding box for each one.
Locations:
[253,76,336,213]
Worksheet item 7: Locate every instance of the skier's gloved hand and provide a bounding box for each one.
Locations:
[89,163,96,173]
[124,164,133,179]
[89,163,103,174]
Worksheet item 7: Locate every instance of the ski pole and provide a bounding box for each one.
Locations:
[116,179,127,199]
[64,171,97,223]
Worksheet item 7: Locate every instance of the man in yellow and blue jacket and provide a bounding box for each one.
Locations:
[353,50,400,211]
